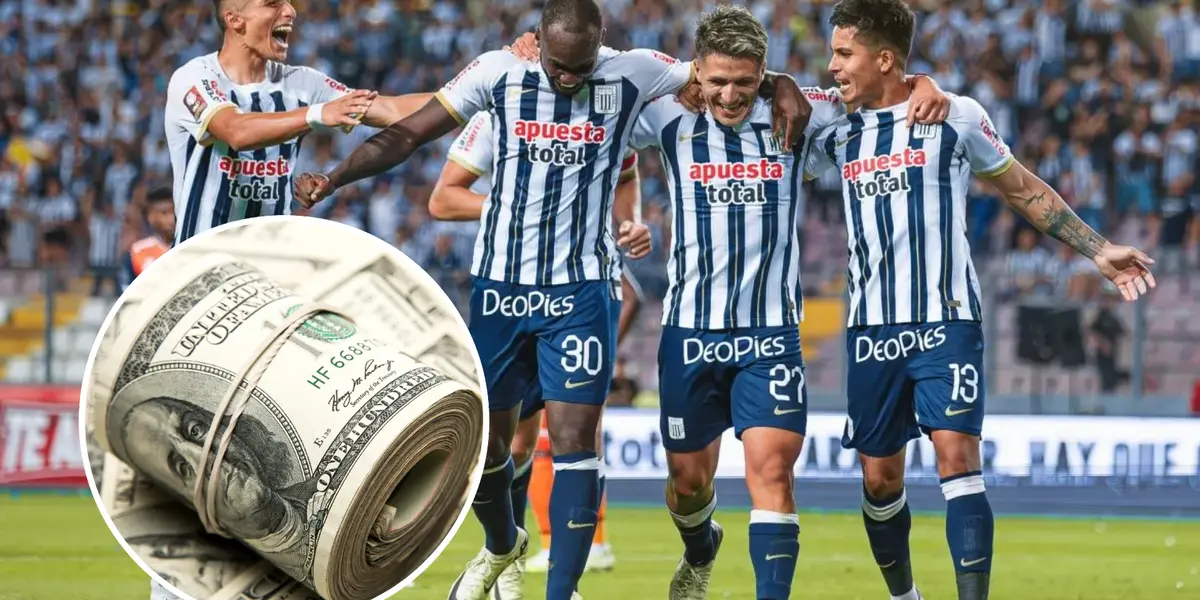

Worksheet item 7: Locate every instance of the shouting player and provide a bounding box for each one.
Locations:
[165,0,436,245]
[293,0,810,596]
[430,111,648,597]
[626,6,948,599]
[807,1,1157,599]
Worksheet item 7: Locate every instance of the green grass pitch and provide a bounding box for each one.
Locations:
[0,494,1197,599]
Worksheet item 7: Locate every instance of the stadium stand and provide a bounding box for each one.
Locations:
[0,0,1197,408]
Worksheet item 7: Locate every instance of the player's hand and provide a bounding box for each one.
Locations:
[906,74,950,126]
[294,172,335,209]
[767,75,810,149]
[677,81,704,113]
[323,90,378,128]
[616,220,652,259]
[505,32,539,62]
[1093,244,1156,302]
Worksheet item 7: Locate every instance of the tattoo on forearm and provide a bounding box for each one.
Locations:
[1037,204,1108,259]
[1021,191,1046,209]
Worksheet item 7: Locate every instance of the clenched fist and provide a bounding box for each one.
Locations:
[293,172,334,208]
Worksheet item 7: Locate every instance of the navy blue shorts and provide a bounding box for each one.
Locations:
[841,321,986,457]
[470,277,619,413]
[514,294,622,422]
[657,325,807,453]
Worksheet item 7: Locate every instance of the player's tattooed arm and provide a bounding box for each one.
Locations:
[987,160,1157,301]
[986,160,1107,258]
[295,99,461,207]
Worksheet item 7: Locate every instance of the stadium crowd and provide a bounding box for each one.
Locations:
[0,0,1196,397]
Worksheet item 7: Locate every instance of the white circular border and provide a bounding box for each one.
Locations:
[76,215,491,600]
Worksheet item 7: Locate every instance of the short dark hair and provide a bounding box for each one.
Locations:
[214,0,226,33]
[147,186,173,205]
[829,0,915,64]
[540,0,603,33]
[694,5,768,64]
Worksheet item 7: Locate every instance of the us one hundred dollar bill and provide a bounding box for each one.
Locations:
[165,217,480,389]
[85,243,485,600]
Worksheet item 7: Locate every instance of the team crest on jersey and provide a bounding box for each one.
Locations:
[765,134,787,156]
[913,123,939,140]
[594,84,619,115]
[184,86,208,121]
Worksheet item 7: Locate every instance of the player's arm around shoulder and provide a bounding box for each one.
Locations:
[903,73,952,125]
[431,114,491,221]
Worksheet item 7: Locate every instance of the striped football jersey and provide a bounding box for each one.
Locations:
[629,88,845,329]
[434,47,692,286]
[165,53,353,243]
[808,94,1014,327]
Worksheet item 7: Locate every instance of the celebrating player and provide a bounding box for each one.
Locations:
[805,1,1157,599]
[293,0,810,596]
[626,6,948,599]
[430,112,647,597]
[165,0,436,245]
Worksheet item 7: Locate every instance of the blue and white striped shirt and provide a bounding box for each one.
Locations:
[165,53,352,243]
[630,88,845,329]
[434,47,692,287]
[809,94,1013,327]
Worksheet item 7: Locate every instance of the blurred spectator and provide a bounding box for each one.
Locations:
[1090,292,1130,393]
[1004,228,1056,300]
[87,200,120,297]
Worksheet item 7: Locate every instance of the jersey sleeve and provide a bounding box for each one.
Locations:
[623,49,695,100]
[801,87,847,137]
[804,129,839,181]
[952,95,1015,178]
[620,149,638,179]
[628,97,669,150]
[165,62,237,147]
[286,66,353,105]
[435,50,516,125]
[447,112,494,177]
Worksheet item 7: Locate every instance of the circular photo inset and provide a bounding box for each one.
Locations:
[79,215,488,600]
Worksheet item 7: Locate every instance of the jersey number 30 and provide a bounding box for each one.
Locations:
[561,334,603,376]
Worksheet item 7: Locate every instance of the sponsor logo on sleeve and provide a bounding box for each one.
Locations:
[979,115,1008,157]
[324,77,350,93]
[202,79,228,102]
[183,86,208,121]
[650,50,677,65]
[802,89,840,105]
[444,58,482,91]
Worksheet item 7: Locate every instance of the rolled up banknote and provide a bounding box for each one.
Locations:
[85,247,486,600]
[160,217,479,389]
